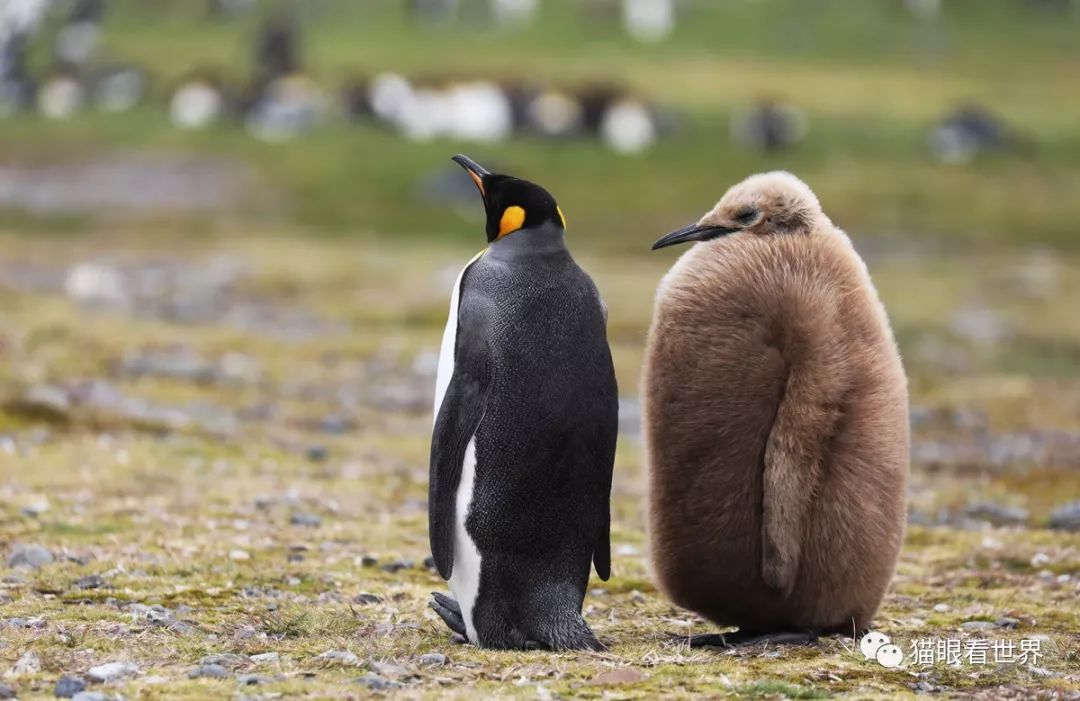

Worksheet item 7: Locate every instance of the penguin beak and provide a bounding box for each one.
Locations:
[651,223,739,250]
[452,154,491,197]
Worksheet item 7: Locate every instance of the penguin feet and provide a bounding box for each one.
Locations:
[429,592,467,638]
[680,629,819,648]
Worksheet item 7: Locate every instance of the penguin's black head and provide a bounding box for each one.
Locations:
[452,154,566,243]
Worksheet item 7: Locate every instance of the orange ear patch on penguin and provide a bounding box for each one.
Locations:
[498,206,526,238]
[557,206,567,229]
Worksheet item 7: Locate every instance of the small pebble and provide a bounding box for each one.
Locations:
[229,549,251,561]
[188,663,228,679]
[199,653,247,670]
[352,593,381,605]
[418,653,446,667]
[960,620,997,632]
[1031,552,1051,567]
[236,674,272,686]
[55,675,86,697]
[290,513,321,527]
[355,675,397,690]
[250,652,279,664]
[21,502,47,517]
[369,662,408,678]
[8,543,54,570]
[315,650,360,665]
[360,555,378,567]
[0,682,14,699]
[996,617,1019,629]
[72,693,109,701]
[965,502,1028,527]
[86,661,138,683]
[74,575,105,590]
[13,651,41,674]
[306,445,328,462]
[1049,501,1080,532]
[932,603,950,613]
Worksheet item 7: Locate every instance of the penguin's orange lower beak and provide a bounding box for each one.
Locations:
[452,154,491,197]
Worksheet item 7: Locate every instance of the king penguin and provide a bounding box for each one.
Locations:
[644,172,909,647]
[428,155,618,650]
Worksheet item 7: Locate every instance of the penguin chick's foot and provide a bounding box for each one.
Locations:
[682,629,819,648]
[429,592,467,637]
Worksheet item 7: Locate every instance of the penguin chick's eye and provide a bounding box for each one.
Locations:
[499,206,526,237]
[735,208,759,225]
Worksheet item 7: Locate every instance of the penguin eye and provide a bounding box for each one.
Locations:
[735,208,759,225]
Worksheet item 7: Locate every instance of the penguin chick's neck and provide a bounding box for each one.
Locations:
[486,222,568,261]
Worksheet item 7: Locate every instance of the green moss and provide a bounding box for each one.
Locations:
[734,681,832,699]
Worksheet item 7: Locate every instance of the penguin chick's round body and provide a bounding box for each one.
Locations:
[429,155,617,650]
[644,171,909,639]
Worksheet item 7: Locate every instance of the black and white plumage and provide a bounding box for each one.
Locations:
[429,155,617,650]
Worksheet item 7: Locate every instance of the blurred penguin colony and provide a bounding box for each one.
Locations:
[0,0,1042,160]
[0,0,684,154]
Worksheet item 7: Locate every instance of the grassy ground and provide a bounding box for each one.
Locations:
[1,230,1078,699]
[2,2,1079,698]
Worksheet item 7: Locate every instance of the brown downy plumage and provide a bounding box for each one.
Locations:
[644,171,909,644]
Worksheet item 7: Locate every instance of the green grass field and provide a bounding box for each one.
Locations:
[2,0,1080,248]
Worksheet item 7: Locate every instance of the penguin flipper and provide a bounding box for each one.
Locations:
[761,307,848,596]
[429,301,491,580]
[593,489,611,581]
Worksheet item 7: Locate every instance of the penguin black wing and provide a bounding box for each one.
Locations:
[429,284,492,580]
[592,305,615,582]
[593,461,613,581]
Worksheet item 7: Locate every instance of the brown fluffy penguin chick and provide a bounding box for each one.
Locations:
[644,171,909,647]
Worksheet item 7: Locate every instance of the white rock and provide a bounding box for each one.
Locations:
[72,692,110,701]
[315,650,359,665]
[13,650,41,674]
[87,661,138,682]
[64,262,129,310]
[229,549,251,561]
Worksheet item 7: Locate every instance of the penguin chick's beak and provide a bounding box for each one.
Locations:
[651,223,739,250]
[452,154,491,197]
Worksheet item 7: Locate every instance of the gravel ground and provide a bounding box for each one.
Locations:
[0,233,1078,699]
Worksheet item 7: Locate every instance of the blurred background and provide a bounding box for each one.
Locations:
[0,1,1079,695]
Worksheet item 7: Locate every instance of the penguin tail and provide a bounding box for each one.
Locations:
[531,611,606,652]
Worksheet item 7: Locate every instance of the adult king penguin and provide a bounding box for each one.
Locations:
[428,155,618,650]
[644,172,909,647]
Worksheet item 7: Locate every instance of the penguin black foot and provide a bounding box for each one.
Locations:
[429,592,467,638]
[682,629,819,648]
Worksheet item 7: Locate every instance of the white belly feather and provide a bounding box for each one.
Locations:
[448,437,482,643]
[433,252,485,644]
